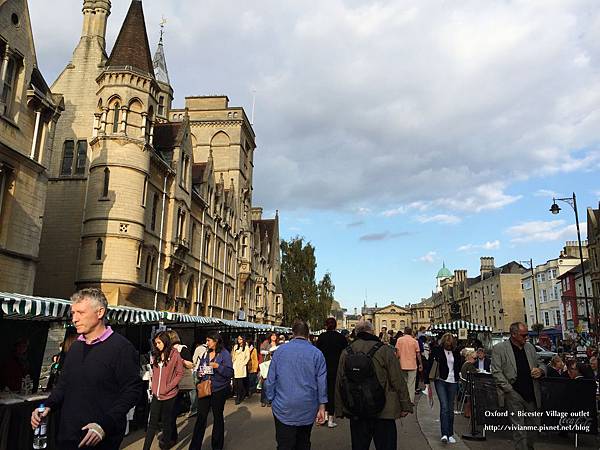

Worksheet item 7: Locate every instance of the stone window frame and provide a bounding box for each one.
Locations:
[0,47,22,120]
[60,139,87,176]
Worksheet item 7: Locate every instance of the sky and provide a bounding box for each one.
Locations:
[28,0,600,313]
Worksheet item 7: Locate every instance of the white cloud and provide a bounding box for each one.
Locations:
[28,0,600,213]
[355,207,372,216]
[506,220,585,243]
[457,240,501,252]
[418,251,438,263]
[534,189,559,198]
[416,214,461,225]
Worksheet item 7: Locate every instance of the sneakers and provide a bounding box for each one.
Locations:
[448,436,456,444]
[327,419,338,428]
[441,436,448,443]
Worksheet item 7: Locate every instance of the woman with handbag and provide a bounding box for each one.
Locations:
[232,335,250,404]
[143,331,184,450]
[425,333,462,444]
[189,331,233,450]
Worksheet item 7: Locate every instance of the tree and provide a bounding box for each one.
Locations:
[280,237,334,329]
[317,272,335,327]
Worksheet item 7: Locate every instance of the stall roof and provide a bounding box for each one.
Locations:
[430,320,492,332]
[0,292,289,332]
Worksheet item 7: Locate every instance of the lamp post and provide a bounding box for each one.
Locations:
[550,193,593,338]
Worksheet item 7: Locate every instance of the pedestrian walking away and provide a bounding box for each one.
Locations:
[394,326,422,405]
[491,322,544,450]
[142,331,184,450]
[425,332,462,444]
[316,317,348,428]
[335,319,412,450]
[31,288,143,450]
[266,319,328,450]
[188,331,234,450]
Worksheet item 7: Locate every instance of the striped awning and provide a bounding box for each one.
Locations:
[430,320,492,332]
[0,292,289,332]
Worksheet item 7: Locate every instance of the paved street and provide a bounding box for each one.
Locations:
[121,390,599,449]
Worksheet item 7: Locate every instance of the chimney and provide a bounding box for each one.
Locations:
[480,257,495,277]
[251,207,263,221]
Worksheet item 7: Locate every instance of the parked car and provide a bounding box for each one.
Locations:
[534,344,557,364]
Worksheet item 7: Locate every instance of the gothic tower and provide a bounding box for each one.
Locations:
[78,0,161,305]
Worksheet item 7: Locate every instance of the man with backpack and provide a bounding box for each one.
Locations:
[335,320,413,450]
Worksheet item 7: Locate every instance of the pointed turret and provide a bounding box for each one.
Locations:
[106,0,154,77]
[153,29,170,86]
[153,20,174,120]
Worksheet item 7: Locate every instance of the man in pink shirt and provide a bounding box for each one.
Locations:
[395,327,422,404]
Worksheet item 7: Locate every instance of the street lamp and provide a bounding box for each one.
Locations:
[550,193,593,338]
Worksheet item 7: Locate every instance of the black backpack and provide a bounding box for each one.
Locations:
[340,341,386,418]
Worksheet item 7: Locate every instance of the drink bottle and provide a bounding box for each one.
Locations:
[33,403,47,449]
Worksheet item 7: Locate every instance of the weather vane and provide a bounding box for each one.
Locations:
[159,16,167,43]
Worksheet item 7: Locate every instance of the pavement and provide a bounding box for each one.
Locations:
[121,389,599,450]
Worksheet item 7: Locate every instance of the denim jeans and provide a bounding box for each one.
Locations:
[434,379,458,437]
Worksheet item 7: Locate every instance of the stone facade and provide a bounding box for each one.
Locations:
[587,204,600,335]
[521,245,580,332]
[468,257,526,333]
[409,297,434,331]
[0,0,62,294]
[33,0,282,324]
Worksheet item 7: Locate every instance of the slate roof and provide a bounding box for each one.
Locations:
[153,122,183,151]
[106,0,155,77]
[192,163,207,185]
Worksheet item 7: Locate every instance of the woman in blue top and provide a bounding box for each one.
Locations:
[189,331,234,450]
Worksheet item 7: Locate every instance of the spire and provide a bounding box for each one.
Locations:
[107,0,155,77]
[153,16,170,85]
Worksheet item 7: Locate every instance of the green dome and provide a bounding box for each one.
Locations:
[436,263,452,279]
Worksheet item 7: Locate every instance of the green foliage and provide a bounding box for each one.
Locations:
[280,237,335,330]
[531,323,545,334]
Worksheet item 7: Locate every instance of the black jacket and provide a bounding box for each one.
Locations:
[475,356,491,372]
[426,346,462,384]
[316,330,348,378]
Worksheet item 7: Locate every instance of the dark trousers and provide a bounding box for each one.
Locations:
[143,396,176,450]
[234,377,247,402]
[274,416,313,450]
[247,372,258,395]
[349,417,396,450]
[189,387,229,450]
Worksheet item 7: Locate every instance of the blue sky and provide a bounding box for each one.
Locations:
[28,0,600,313]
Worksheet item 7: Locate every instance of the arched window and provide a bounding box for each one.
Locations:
[96,239,103,261]
[112,103,120,133]
[102,167,110,197]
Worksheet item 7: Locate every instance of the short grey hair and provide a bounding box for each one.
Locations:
[509,322,526,335]
[355,320,373,335]
[71,288,108,319]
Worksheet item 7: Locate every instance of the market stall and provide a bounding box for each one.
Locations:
[0,292,289,449]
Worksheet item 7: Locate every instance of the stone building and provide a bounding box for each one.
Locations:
[409,297,434,331]
[468,257,526,333]
[587,203,600,335]
[0,0,62,294]
[521,244,580,332]
[439,269,473,323]
[33,0,282,323]
[359,301,411,335]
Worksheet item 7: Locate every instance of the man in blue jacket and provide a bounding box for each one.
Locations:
[266,319,327,450]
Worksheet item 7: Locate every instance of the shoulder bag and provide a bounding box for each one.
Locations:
[196,354,212,398]
[428,358,439,381]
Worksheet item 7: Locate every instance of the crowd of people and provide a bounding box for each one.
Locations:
[27,288,600,450]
